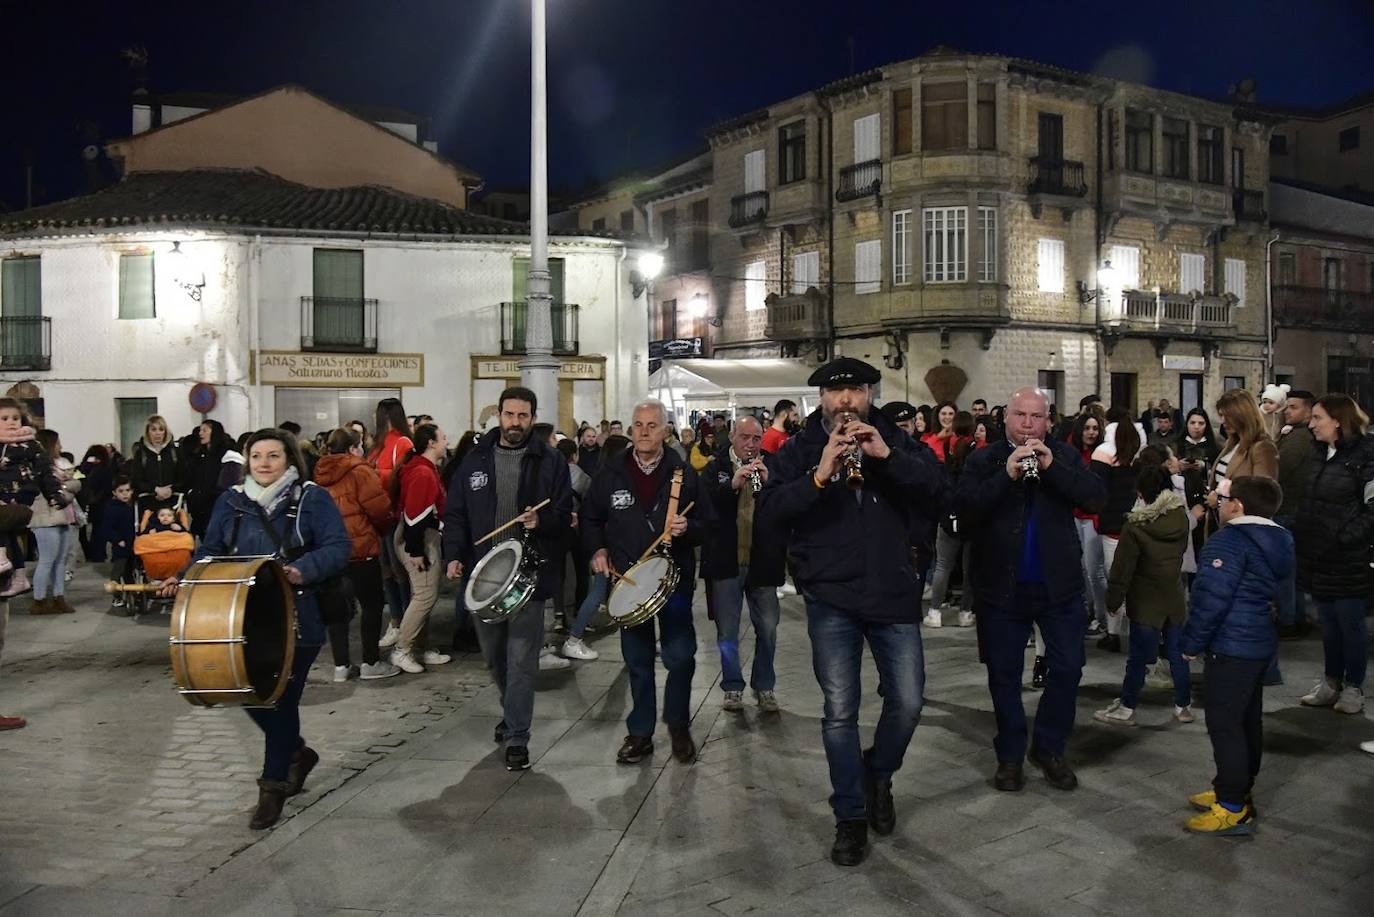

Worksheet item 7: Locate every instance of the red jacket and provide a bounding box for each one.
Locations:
[371,429,414,492]
[397,455,446,556]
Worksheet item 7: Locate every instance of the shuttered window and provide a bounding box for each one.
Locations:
[1224,258,1246,307]
[1179,253,1206,295]
[922,82,968,151]
[853,113,880,164]
[744,150,765,194]
[1,257,41,317]
[792,251,820,294]
[512,257,568,349]
[977,207,997,283]
[118,253,156,319]
[1110,245,1140,289]
[854,240,881,295]
[977,84,997,150]
[892,210,912,285]
[923,207,967,283]
[1037,239,1066,293]
[744,260,767,311]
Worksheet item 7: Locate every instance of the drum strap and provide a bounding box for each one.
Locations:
[662,469,683,546]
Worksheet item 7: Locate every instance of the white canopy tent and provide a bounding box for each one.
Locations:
[648,358,818,427]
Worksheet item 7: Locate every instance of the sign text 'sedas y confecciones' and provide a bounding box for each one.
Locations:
[257,352,425,387]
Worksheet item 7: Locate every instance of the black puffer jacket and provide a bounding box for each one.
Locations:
[128,439,182,496]
[1293,434,1374,599]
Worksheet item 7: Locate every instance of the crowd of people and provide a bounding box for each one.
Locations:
[0,371,1369,860]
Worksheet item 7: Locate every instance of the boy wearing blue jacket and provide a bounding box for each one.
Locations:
[1180,475,1292,836]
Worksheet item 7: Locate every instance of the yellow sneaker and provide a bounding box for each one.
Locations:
[1188,790,1258,817]
[1185,802,1254,836]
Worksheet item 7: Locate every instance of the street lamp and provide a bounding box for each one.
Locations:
[689,291,720,328]
[632,251,664,298]
[168,240,205,302]
[1077,259,1116,305]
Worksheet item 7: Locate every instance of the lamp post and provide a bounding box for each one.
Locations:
[520,0,559,416]
[1080,260,1117,399]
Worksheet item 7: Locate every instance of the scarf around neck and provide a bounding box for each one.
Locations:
[243,466,300,513]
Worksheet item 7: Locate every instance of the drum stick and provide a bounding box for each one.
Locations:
[474,498,552,546]
[608,567,637,588]
[637,501,695,564]
[103,581,165,594]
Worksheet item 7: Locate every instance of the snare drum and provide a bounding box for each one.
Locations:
[607,551,680,628]
[465,534,543,624]
[169,556,296,707]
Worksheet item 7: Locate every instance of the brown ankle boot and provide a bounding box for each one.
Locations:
[249,779,291,829]
[29,597,59,615]
[55,595,77,614]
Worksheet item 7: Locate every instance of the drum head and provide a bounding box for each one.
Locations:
[242,562,292,701]
[465,540,524,612]
[608,556,672,619]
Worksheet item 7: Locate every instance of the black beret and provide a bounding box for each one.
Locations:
[880,401,917,422]
[807,357,882,388]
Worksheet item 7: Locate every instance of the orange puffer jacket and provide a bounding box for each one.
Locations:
[314,453,392,562]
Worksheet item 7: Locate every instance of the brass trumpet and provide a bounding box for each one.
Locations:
[835,411,865,490]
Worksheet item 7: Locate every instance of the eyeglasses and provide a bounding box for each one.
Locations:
[1216,494,1235,503]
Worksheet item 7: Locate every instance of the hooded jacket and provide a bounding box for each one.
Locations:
[128,438,182,496]
[1293,433,1374,599]
[1105,489,1189,628]
[1182,516,1293,661]
[314,453,392,562]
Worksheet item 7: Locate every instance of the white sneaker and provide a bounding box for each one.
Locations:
[956,610,975,628]
[1361,740,1374,755]
[421,650,452,666]
[561,636,599,660]
[539,647,571,671]
[1300,678,1340,707]
[379,622,401,649]
[722,690,744,711]
[391,649,425,674]
[1093,699,1136,727]
[1333,685,1365,715]
[923,607,943,628]
[333,664,359,683]
[779,581,797,596]
[360,660,401,680]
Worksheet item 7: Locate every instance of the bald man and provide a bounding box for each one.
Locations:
[701,415,788,714]
[954,387,1105,793]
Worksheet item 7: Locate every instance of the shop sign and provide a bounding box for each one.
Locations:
[257,352,425,387]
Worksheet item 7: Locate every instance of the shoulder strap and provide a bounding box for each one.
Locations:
[236,488,303,558]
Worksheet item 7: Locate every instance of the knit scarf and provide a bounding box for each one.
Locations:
[243,466,300,514]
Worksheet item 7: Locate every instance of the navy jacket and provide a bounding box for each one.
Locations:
[442,433,573,602]
[581,447,708,592]
[755,407,946,622]
[954,437,1106,608]
[1182,518,1292,660]
[192,480,351,647]
[699,443,787,587]
[94,500,136,560]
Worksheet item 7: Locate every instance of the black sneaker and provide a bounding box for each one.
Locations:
[494,720,508,744]
[668,724,697,764]
[616,735,654,765]
[1031,656,1047,689]
[994,760,1025,792]
[1096,633,1121,653]
[830,818,869,867]
[862,748,895,835]
[1028,746,1078,791]
[505,745,531,772]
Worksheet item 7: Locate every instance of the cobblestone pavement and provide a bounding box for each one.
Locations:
[2,562,1372,916]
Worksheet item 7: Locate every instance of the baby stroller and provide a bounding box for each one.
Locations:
[128,493,195,616]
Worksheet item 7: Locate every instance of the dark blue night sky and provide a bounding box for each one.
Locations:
[4,0,1373,209]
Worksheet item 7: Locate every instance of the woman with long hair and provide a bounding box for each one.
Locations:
[1295,394,1374,715]
[1069,411,1109,637]
[159,429,350,829]
[77,444,114,562]
[187,420,235,539]
[921,401,959,463]
[924,411,976,627]
[914,405,933,437]
[389,423,451,674]
[128,415,181,504]
[691,427,716,472]
[370,398,414,649]
[1091,409,1143,652]
[1176,408,1220,561]
[971,416,995,449]
[28,429,81,615]
[1204,391,1278,537]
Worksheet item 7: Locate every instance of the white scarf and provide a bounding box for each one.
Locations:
[242,466,300,513]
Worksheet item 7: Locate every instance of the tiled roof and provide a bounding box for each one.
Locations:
[0,169,628,241]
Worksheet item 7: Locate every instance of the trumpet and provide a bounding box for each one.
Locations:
[835,411,865,490]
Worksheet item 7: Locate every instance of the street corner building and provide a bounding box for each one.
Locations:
[0,85,652,448]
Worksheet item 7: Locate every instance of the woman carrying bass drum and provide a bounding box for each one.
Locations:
[160,428,350,830]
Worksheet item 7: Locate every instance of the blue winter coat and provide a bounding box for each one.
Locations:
[191,481,351,647]
[1181,517,1293,661]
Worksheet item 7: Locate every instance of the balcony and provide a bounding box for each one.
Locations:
[1273,286,1374,332]
[1233,189,1266,223]
[835,160,882,202]
[728,191,769,228]
[300,297,378,352]
[0,316,51,371]
[764,288,829,342]
[500,301,580,355]
[1103,172,1232,228]
[1106,290,1235,335]
[1028,157,1087,197]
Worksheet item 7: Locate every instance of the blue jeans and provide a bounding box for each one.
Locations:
[805,598,925,822]
[1316,596,1369,689]
[1075,517,1108,625]
[570,573,608,638]
[380,521,410,624]
[620,590,696,737]
[1120,619,1191,709]
[32,525,69,600]
[475,599,545,747]
[979,584,1085,762]
[710,566,781,693]
[246,644,321,781]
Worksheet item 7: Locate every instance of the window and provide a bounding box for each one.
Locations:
[1339,126,1360,152]
[1198,125,1223,184]
[1110,373,1138,415]
[620,209,634,232]
[1163,117,1189,179]
[977,83,996,150]
[744,260,766,311]
[1324,257,1343,291]
[922,82,967,151]
[512,257,565,304]
[923,207,967,282]
[892,210,912,285]
[591,217,606,231]
[1110,245,1140,290]
[854,240,881,295]
[744,149,765,194]
[792,251,819,294]
[1,256,41,316]
[1224,258,1246,307]
[1125,109,1153,173]
[1179,253,1206,295]
[1037,370,1064,409]
[892,88,913,155]
[1270,134,1288,155]
[659,209,677,252]
[853,113,879,164]
[117,398,159,456]
[658,299,676,340]
[977,207,997,283]
[1224,375,1246,392]
[118,253,156,319]
[689,199,709,270]
[1277,252,1296,286]
[1036,239,1065,293]
[779,121,806,184]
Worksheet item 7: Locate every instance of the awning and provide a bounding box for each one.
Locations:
[648,358,817,416]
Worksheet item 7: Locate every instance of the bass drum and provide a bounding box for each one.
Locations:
[607,552,679,629]
[169,556,296,707]
[464,535,542,624]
